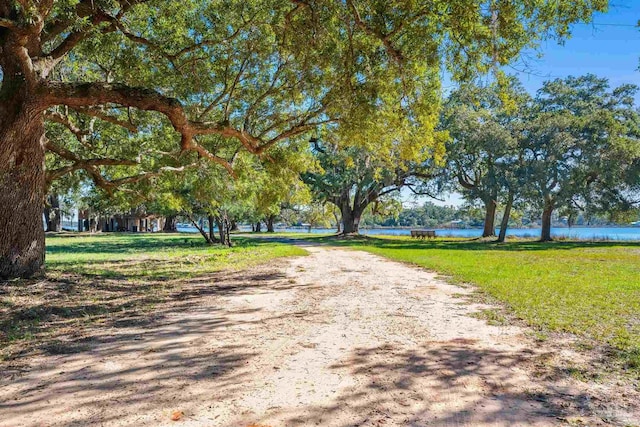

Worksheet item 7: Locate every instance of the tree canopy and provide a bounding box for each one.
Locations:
[440,78,528,237]
[520,74,640,240]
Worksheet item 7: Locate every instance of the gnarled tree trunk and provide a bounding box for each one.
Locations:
[255,221,262,233]
[497,190,514,243]
[0,56,46,278]
[482,196,497,237]
[44,193,62,232]
[217,213,232,247]
[540,198,554,242]
[340,202,362,234]
[163,215,177,232]
[266,215,275,233]
[0,118,46,278]
[332,186,380,235]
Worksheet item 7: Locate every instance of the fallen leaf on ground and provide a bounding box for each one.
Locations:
[170,410,183,421]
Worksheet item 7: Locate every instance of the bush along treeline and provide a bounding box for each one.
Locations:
[5,0,636,278]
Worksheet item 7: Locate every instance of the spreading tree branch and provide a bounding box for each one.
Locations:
[71,107,138,132]
[45,139,202,193]
[345,0,404,63]
[45,140,139,190]
[44,110,89,145]
[44,81,324,163]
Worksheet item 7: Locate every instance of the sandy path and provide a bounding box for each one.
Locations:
[0,245,629,426]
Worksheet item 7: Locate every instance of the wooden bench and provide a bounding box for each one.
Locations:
[410,229,436,239]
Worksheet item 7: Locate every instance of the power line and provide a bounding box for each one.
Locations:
[576,22,638,28]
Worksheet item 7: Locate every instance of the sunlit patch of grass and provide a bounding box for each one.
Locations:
[46,233,306,279]
[470,308,510,326]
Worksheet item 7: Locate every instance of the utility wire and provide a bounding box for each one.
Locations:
[576,22,638,28]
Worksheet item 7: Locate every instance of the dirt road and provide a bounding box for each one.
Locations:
[0,245,634,426]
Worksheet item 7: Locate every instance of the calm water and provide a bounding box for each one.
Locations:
[363,227,640,240]
[177,225,640,241]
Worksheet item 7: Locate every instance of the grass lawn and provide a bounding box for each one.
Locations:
[46,232,307,279]
[0,232,306,363]
[304,235,640,372]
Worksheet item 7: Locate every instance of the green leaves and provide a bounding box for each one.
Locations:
[441,77,526,204]
[523,74,640,215]
[34,0,614,222]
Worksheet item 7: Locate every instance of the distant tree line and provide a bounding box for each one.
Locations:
[359,201,638,230]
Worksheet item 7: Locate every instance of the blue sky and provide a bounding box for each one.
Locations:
[413,1,640,208]
[512,0,640,99]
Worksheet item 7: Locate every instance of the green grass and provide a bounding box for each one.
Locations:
[300,234,640,372]
[46,232,307,279]
[0,233,306,363]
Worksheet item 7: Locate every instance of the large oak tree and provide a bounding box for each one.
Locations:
[521,75,640,241]
[440,79,528,238]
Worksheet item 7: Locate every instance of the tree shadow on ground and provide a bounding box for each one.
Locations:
[279,341,599,426]
[1,232,304,367]
[0,263,291,365]
[1,318,257,425]
[0,256,302,425]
